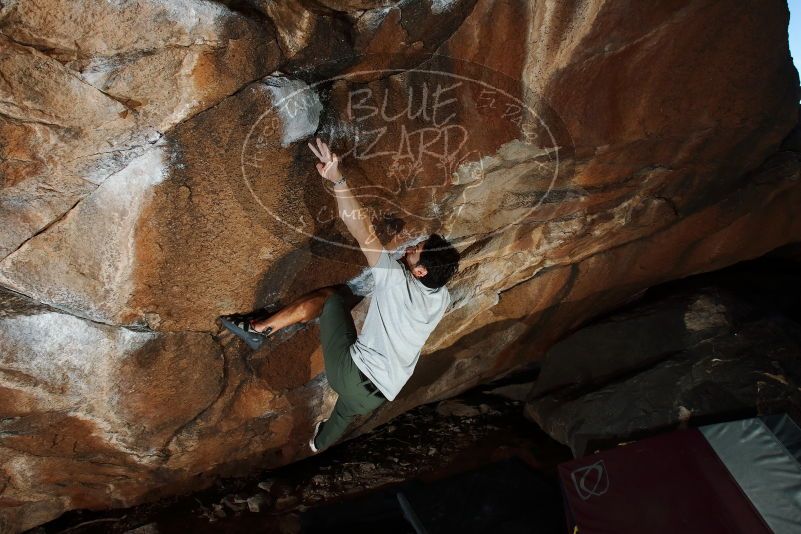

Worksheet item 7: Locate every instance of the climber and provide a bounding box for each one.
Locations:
[220,137,460,453]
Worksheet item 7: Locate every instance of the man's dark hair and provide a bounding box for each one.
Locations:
[418,234,460,289]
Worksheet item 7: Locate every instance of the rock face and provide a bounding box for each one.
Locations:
[0,0,282,260]
[0,0,799,530]
[524,273,801,457]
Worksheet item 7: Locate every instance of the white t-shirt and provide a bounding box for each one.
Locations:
[349,247,451,401]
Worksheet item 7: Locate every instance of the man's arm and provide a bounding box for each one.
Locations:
[308,137,382,267]
[331,180,383,267]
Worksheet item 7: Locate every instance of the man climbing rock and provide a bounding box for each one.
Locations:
[220,137,460,453]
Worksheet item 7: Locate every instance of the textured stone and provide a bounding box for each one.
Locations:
[435,399,481,417]
[524,285,801,456]
[244,0,479,80]
[0,0,281,259]
[0,288,223,531]
[0,0,799,531]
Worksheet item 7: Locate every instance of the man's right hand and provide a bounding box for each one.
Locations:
[308,137,382,266]
[307,137,342,183]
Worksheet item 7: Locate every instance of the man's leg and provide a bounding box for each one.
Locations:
[250,284,355,334]
[309,284,385,451]
[314,395,361,451]
[315,388,386,451]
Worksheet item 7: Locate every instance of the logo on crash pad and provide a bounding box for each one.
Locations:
[571,459,610,500]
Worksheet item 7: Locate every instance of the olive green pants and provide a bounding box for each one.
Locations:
[314,284,387,451]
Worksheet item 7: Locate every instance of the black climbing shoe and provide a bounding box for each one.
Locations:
[220,314,273,350]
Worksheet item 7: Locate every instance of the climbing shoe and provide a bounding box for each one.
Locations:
[220,314,273,350]
[309,418,327,453]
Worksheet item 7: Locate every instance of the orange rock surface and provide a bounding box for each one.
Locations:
[0,0,799,530]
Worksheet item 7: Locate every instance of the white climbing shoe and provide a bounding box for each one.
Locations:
[309,418,327,453]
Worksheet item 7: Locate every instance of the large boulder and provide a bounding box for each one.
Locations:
[524,280,801,456]
[0,0,800,530]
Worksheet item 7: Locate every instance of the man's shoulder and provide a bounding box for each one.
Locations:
[434,284,451,301]
[439,286,451,311]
